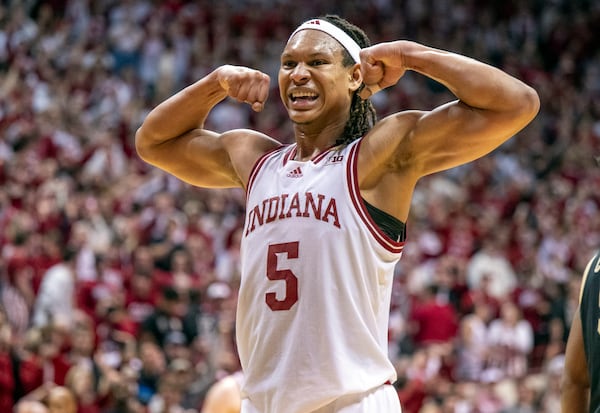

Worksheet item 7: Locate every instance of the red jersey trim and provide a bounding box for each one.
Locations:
[283,143,340,165]
[347,140,405,254]
[282,144,296,166]
[312,145,338,164]
[246,145,284,202]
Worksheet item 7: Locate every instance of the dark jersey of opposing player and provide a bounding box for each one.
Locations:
[580,250,600,413]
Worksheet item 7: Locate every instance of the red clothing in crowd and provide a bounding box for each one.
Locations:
[19,354,44,395]
[0,352,15,411]
[397,379,427,413]
[410,292,459,345]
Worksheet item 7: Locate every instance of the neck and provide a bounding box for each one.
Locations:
[292,122,345,161]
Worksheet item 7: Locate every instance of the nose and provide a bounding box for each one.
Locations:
[290,63,309,83]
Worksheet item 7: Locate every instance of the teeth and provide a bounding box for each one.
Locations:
[291,91,317,99]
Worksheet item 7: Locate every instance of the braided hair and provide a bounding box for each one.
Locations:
[321,15,377,146]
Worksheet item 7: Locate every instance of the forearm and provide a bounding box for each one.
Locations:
[560,379,589,413]
[401,41,538,112]
[561,309,590,413]
[138,69,227,146]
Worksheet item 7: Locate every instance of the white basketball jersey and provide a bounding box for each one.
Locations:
[237,139,404,413]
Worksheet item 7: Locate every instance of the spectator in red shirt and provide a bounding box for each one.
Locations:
[125,270,159,332]
[0,320,16,412]
[409,284,459,346]
[16,328,45,399]
[36,324,72,387]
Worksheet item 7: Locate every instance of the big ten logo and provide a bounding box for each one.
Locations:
[326,154,344,165]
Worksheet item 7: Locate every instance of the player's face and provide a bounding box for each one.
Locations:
[279,30,360,127]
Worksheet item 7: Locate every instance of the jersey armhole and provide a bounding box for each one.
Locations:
[346,140,405,254]
[363,198,406,242]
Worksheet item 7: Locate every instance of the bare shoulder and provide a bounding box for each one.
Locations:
[354,110,427,223]
[362,111,425,165]
[221,128,283,188]
[221,128,281,151]
[358,110,425,181]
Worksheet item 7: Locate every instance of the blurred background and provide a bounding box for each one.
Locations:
[0,0,599,412]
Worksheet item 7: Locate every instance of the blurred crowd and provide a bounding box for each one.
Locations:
[0,0,599,412]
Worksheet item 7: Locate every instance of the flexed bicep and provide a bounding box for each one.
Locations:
[136,65,276,188]
[137,127,242,188]
[404,99,534,177]
[136,127,281,189]
[358,40,538,178]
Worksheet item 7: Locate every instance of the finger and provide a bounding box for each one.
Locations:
[249,90,268,111]
[227,79,242,99]
[361,60,384,86]
[358,87,371,100]
[244,74,270,111]
[256,75,270,104]
[244,75,269,104]
[367,84,381,95]
[235,81,252,103]
[358,84,381,100]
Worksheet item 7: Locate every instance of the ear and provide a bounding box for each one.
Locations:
[348,63,362,92]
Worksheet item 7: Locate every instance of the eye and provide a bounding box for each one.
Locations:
[310,59,327,66]
[282,60,296,69]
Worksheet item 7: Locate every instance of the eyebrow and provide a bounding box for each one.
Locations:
[280,51,333,59]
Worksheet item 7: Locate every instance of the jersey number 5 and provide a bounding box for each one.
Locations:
[266,242,299,311]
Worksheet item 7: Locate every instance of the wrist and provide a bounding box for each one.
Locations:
[211,65,232,93]
[397,41,434,72]
[185,68,229,103]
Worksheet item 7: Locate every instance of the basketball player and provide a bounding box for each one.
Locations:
[136,14,539,413]
[561,251,600,413]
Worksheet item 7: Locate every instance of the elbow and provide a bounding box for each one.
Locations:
[519,85,541,122]
[134,127,157,164]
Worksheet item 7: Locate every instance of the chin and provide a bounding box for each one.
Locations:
[288,113,312,125]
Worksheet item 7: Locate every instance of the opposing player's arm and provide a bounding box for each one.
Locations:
[561,308,590,413]
[560,255,597,413]
[136,65,278,188]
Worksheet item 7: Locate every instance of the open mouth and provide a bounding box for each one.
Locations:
[289,91,318,102]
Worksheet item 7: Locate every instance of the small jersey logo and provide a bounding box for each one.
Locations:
[286,167,303,178]
[325,154,344,165]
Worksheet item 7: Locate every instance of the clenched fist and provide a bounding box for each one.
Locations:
[358,41,410,99]
[216,65,271,112]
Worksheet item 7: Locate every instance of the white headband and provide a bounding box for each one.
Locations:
[288,19,361,63]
